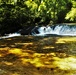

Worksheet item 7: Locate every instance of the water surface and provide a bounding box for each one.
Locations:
[0,36,76,75]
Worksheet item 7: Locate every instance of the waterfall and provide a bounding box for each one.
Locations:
[0,33,21,39]
[32,24,76,36]
[1,24,76,39]
[52,25,63,34]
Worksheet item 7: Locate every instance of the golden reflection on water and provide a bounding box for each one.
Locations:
[2,48,76,71]
[0,36,76,75]
[43,46,54,49]
[56,37,76,43]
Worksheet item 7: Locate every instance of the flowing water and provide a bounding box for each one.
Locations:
[32,24,76,36]
[1,24,76,39]
[0,33,21,39]
[0,24,76,75]
[0,36,76,75]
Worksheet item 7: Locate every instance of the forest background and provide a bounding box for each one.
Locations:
[0,0,76,35]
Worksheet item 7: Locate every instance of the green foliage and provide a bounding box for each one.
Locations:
[65,8,76,21]
[0,0,73,24]
[0,0,75,35]
[65,1,76,22]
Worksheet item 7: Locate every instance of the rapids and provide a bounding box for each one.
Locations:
[31,24,76,36]
[1,24,76,39]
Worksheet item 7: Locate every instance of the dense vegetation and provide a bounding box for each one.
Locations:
[0,0,76,35]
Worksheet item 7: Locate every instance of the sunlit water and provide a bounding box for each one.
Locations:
[0,32,76,75]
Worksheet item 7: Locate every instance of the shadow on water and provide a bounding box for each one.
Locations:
[0,36,76,54]
[0,36,60,53]
[0,36,76,75]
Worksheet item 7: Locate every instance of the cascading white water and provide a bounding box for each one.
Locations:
[0,33,21,39]
[45,25,63,34]
[36,25,63,35]
[1,24,76,39]
[59,25,76,36]
[33,24,76,36]
[38,26,52,34]
[52,25,63,34]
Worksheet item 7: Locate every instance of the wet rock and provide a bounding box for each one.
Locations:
[19,26,35,35]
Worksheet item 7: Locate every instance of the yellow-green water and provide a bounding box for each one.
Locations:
[0,36,76,75]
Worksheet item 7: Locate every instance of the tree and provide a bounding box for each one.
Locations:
[65,0,76,22]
